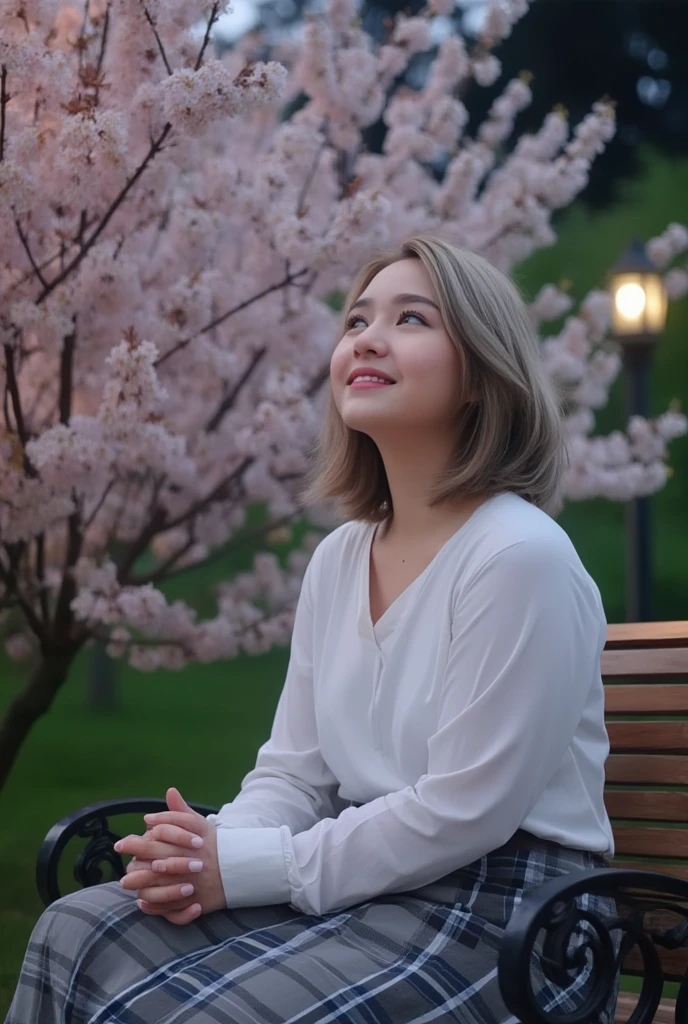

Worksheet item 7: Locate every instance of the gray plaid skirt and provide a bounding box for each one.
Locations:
[6,831,617,1024]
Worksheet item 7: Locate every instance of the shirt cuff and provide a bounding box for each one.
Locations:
[213,824,292,908]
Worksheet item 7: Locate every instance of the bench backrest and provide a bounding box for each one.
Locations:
[603,621,688,982]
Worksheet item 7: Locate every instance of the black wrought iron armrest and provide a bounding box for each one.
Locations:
[498,867,688,1024]
[36,798,219,908]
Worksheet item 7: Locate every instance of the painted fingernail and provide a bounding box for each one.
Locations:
[114,841,122,852]
[191,836,203,848]
[190,904,201,916]
[180,884,194,896]
[189,860,204,872]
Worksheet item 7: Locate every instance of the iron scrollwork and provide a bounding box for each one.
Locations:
[498,867,688,1024]
[36,797,219,907]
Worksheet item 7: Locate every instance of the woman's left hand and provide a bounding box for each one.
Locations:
[117,787,226,925]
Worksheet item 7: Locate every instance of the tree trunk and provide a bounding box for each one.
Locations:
[0,649,77,795]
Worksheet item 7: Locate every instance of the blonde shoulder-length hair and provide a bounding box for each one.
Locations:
[300,234,567,522]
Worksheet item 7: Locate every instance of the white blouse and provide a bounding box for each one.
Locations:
[207,491,614,917]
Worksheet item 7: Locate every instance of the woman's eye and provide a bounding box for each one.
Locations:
[345,309,427,330]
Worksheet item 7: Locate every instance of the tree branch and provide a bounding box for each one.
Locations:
[0,65,8,164]
[116,458,253,585]
[162,457,252,535]
[3,345,37,478]
[296,136,327,216]
[95,3,111,85]
[0,552,48,643]
[131,510,303,587]
[13,216,99,291]
[15,219,48,289]
[83,475,117,532]
[195,1,219,71]
[155,266,309,367]
[52,500,83,636]
[116,505,167,583]
[34,533,49,624]
[205,346,266,433]
[142,4,173,76]
[35,122,172,307]
[143,534,195,585]
[59,321,77,424]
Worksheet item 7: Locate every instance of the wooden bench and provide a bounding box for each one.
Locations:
[499,621,688,1023]
[36,621,688,1024]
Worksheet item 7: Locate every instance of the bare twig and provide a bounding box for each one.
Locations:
[14,219,48,288]
[34,534,49,624]
[36,123,172,306]
[14,216,99,291]
[155,266,309,367]
[143,534,195,585]
[59,322,77,424]
[3,346,35,474]
[116,458,253,585]
[95,3,111,86]
[52,500,83,636]
[195,1,220,71]
[205,346,266,433]
[162,457,252,535]
[0,65,8,163]
[0,554,48,643]
[142,5,173,76]
[116,505,167,583]
[131,511,304,587]
[83,475,117,532]
[296,136,327,216]
[78,0,91,75]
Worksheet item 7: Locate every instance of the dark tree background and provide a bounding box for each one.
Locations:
[221,0,688,208]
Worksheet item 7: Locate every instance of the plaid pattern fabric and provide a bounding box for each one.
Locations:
[5,834,617,1024]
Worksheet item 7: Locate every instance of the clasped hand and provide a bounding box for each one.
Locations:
[116,787,225,926]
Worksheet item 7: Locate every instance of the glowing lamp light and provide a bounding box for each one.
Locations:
[609,239,668,338]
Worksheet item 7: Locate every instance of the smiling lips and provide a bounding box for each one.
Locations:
[348,374,396,389]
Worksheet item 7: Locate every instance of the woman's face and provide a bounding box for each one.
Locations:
[330,258,464,438]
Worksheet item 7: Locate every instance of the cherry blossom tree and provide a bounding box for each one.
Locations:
[0,0,686,793]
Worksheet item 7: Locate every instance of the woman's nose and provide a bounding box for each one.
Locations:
[353,328,387,356]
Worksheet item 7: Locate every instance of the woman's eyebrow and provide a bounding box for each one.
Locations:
[348,293,441,313]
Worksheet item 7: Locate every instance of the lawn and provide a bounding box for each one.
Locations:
[0,645,287,1017]
[2,150,688,1017]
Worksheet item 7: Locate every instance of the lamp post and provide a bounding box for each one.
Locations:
[609,239,668,623]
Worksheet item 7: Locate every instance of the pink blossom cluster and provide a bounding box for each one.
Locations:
[0,0,686,671]
[646,224,688,300]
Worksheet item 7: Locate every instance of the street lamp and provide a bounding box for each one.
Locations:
[609,239,668,623]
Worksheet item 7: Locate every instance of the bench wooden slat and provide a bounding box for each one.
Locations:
[622,943,688,979]
[606,754,688,785]
[587,623,688,1014]
[605,684,688,714]
[605,790,688,822]
[606,721,688,752]
[606,622,688,649]
[614,992,676,1024]
[613,825,688,858]
[602,647,688,677]
[610,858,688,881]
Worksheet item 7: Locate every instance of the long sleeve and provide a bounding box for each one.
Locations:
[207,543,347,905]
[215,535,607,916]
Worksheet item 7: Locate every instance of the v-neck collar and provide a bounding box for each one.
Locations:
[358,494,505,647]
